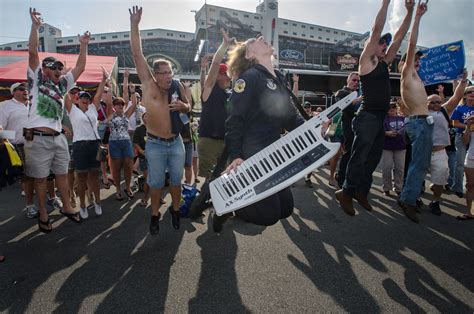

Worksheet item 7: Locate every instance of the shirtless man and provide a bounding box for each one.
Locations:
[129,6,190,235]
[336,0,415,215]
[398,1,430,223]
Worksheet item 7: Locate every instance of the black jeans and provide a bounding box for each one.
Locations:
[337,113,355,187]
[343,110,386,196]
[236,187,294,226]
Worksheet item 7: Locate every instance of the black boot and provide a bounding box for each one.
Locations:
[149,213,161,235]
[169,206,180,230]
[213,213,230,233]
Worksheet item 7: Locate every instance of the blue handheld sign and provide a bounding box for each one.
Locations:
[418,40,465,86]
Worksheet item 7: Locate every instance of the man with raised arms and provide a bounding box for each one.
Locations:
[397,1,430,223]
[336,0,415,215]
[129,6,190,235]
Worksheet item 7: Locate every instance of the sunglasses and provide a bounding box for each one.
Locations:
[15,87,26,92]
[429,101,442,105]
[155,71,173,76]
[465,91,474,95]
[48,65,64,71]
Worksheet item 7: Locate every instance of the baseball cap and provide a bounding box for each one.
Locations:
[303,101,312,108]
[379,33,392,46]
[219,63,228,75]
[401,50,424,62]
[78,91,92,99]
[42,56,64,68]
[69,85,81,93]
[10,82,27,94]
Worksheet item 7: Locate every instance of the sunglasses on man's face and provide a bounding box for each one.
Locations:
[48,65,64,71]
[429,101,442,105]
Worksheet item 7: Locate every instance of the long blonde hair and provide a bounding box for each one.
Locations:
[227,41,258,80]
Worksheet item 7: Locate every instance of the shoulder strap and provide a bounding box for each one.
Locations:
[80,107,102,143]
[440,107,451,126]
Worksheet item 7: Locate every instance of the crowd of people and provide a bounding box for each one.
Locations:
[0,1,472,252]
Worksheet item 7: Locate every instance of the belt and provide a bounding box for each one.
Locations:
[33,130,63,137]
[406,115,428,120]
[146,133,179,142]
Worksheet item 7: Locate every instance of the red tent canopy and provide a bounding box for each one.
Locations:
[0,51,117,99]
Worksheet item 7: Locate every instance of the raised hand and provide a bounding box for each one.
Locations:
[415,0,428,16]
[292,73,299,83]
[200,55,209,69]
[220,28,235,46]
[405,0,415,11]
[78,31,91,44]
[124,69,130,78]
[29,8,42,27]
[435,84,444,94]
[129,6,143,25]
[101,66,110,81]
[129,83,136,93]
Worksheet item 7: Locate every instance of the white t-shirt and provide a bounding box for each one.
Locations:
[68,104,100,142]
[0,98,29,144]
[27,66,74,132]
[125,102,146,131]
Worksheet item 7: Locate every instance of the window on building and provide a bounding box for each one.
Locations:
[57,40,63,44]
[232,12,238,16]
[283,30,288,34]
[326,38,330,41]
[283,21,288,25]
[334,39,338,42]
[318,28,322,31]
[209,8,215,12]
[201,21,205,25]
[112,35,118,39]
[147,32,153,36]
[310,35,314,38]
[318,36,322,40]
[334,31,338,34]
[100,36,106,39]
[244,14,249,18]
[326,29,330,33]
[302,34,306,37]
[124,34,129,38]
[254,16,259,20]
[17,44,22,47]
[293,32,297,35]
[301,25,306,28]
[68,39,73,43]
[292,23,297,26]
[342,32,346,36]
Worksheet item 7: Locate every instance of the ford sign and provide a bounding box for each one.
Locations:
[280,49,304,61]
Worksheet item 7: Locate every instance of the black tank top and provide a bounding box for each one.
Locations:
[199,85,229,139]
[360,60,391,112]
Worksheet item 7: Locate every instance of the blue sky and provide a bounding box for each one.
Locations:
[0,0,472,75]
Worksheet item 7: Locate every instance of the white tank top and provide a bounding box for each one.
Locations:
[429,110,450,147]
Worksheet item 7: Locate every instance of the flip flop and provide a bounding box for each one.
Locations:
[139,199,148,207]
[456,214,474,221]
[116,192,124,201]
[38,217,52,233]
[102,180,110,189]
[124,189,134,200]
[59,209,82,223]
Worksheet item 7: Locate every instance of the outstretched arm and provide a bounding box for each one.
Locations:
[443,69,468,115]
[125,84,137,118]
[93,67,109,110]
[360,0,391,65]
[292,73,299,95]
[122,69,130,104]
[385,0,415,63]
[71,31,90,81]
[28,8,41,70]
[202,28,234,102]
[402,1,427,76]
[129,6,154,87]
[200,55,208,93]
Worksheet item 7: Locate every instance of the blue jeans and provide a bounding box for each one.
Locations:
[145,135,185,189]
[446,149,457,188]
[452,134,467,193]
[109,139,134,159]
[399,118,433,206]
[343,110,386,196]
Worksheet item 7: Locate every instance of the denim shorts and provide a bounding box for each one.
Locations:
[145,135,185,189]
[72,140,100,172]
[184,141,193,167]
[109,139,134,159]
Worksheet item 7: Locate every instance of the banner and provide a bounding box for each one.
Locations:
[329,53,360,72]
[418,40,465,86]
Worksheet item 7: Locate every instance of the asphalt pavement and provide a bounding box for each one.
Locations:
[0,166,473,313]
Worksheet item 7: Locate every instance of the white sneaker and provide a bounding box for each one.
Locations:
[94,203,102,216]
[79,207,89,219]
[47,197,63,211]
[25,205,38,219]
[21,190,26,197]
